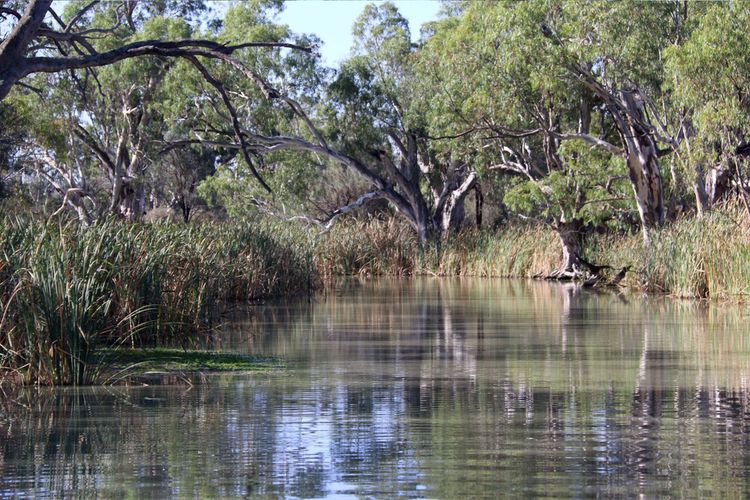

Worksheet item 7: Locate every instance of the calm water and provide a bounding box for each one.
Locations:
[3,278,750,498]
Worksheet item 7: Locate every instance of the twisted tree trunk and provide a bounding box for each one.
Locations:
[558,220,582,273]
[618,91,664,243]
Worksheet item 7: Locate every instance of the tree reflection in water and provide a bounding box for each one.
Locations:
[3,278,750,497]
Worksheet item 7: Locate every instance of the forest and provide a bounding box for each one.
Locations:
[1,0,750,385]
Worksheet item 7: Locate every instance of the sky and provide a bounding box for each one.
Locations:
[276,1,442,65]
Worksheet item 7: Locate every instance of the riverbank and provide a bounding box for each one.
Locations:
[0,217,314,385]
[2,207,748,385]
[317,206,750,300]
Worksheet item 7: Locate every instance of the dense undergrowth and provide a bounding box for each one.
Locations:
[2,207,748,385]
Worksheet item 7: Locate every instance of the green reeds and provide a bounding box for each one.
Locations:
[315,207,750,300]
[315,219,561,278]
[0,217,316,385]
[4,204,750,385]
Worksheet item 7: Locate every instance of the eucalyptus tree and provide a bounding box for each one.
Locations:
[8,2,211,221]
[666,2,750,215]
[152,146,216,222]
[325,2,478,241]
[0,100,29,199]
[63,6,204,221]
[418,1,636,275]
[12,84,100,221]
[188,2,478,242]
[0,0,304,101]
[420,1,693,254]
[188,1,339,220]
[543,0,696,243]
[1,0,311,220]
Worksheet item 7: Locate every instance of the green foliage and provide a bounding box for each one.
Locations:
[95,348,282,377]
[666,3,750,149]
[504,142,631,227]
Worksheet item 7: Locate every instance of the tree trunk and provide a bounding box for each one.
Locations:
[693,163,709,216]
[114,178,146,221]
[618,91,664,244]
[179,196,191,223]
[434,171,477,239]
[705,164,732,207]
[555,219,583,276]
[452,197,466,227]
[474,184,483,230]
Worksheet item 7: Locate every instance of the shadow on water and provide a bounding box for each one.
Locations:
[4,278,750,497]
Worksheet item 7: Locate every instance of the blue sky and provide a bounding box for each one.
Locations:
[277,1,442,65]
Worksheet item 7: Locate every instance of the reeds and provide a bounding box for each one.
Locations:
[3,205,750,385]
[0,217,315,385]
[314,217,418,278]
[315,207,750,300]
[314,219,561,278]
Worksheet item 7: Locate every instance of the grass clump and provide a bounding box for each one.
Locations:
[315,205,750,300]
[0,217,314,385]
[314,217,418,278]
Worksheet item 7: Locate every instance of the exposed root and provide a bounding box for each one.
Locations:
[544,254,632,288]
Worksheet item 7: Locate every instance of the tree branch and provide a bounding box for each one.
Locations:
[185,55,272,192]
[555,132,624,155]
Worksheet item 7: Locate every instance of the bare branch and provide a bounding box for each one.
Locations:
[72,123,116,174]
[63,1,100,33]
[0,8,21,21]
[185,55,272,192]
[555,132,624,156]
[321,191,381,230]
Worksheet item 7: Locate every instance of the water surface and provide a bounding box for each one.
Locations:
[3,278,750,497]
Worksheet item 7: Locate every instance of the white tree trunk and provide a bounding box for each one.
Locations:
[619,91,664,243]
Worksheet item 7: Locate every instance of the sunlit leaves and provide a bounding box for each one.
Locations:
[666,2,750,146]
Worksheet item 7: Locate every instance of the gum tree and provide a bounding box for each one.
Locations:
[666,2,750,215]
[0,0,310,219]
[190,2,477,243]
[420,1,691,252]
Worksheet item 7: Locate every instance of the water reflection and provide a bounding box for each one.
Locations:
[3,278,750,497]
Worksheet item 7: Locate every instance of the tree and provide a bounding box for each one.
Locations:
[666,2,750,215]
[414,2,633,274]
[193,2,479,243]
[63,10,200,221]
[419,1,692,248]
[327,2,478,241]
[0,99,29,200]
[539,0,695,244]
[0,0,304,101]
[0,0,311,220]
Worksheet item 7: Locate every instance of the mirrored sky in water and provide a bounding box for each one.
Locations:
[3,278,750,497]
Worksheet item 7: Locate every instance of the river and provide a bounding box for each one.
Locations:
[2,278,750,497]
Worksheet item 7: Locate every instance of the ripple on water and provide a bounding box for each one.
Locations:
[4,279,750,497]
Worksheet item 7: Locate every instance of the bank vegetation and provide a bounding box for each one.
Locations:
[2,0,750,384]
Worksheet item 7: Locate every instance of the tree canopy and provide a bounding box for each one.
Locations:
[2,0,749,270]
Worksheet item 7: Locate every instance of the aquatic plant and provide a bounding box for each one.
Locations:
[0,217,315,385]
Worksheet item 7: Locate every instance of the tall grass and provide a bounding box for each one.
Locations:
[3,205,750,385]
[316,206,750,300]
[0,217,315,385]
[587,205,750,299]
[314,217,418,278]
[315,219,561,278]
